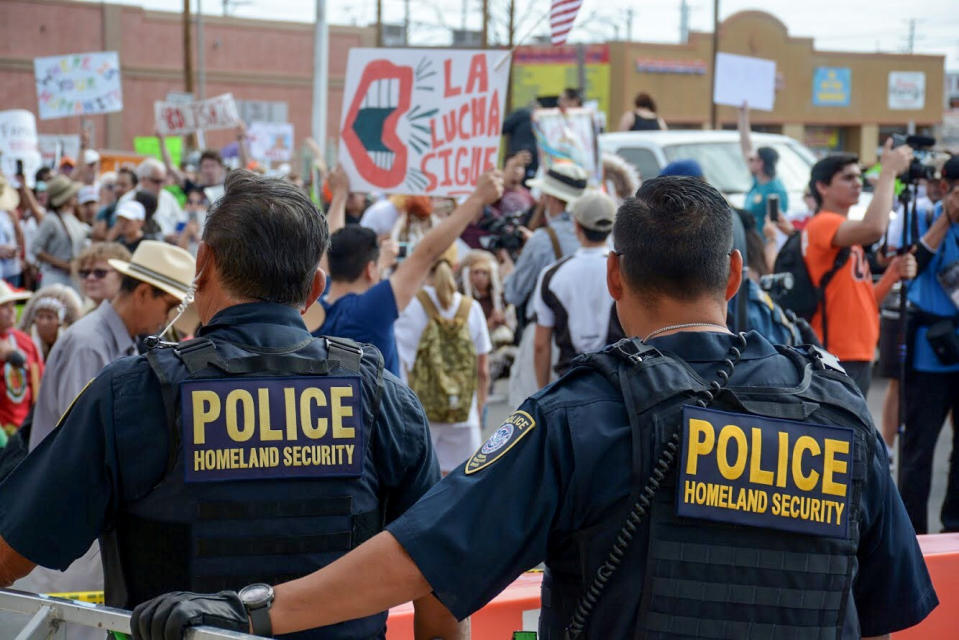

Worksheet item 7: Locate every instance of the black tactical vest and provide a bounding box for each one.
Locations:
[539,336,875,640]
[101,335,388,640]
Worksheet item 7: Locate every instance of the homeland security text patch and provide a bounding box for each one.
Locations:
[181,376,363,482]
[677,405,854,538]
[465,410,535,474]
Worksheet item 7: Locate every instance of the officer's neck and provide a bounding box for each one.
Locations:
[621,294,729,340]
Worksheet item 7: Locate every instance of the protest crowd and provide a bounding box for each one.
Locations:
[0,19,956,640]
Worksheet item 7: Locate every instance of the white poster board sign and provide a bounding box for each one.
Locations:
[338,48,509,196]
[888,72,926,110]
[154,93,241,136]
[37,134,80,168]
[0,110,41,186]
[713,53,776,111]
[34,51,123,120]
[248,122,294,164]
[531,107,600,184]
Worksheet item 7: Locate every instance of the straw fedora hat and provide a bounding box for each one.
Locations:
[46,174,83,209]
[0,280,31,306]
[0,175,20,212]
[108,240,196,300]
[527,163,588,204]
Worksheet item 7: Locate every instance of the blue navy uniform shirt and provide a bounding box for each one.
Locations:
[387,330,937,636]
[0,302,439,574]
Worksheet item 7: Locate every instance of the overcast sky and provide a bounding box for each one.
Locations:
[98,0,959,70]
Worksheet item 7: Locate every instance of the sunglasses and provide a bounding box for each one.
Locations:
[78,268,112,279]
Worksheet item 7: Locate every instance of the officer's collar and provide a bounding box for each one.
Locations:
[647,330,776,362]
[200,302,306,335]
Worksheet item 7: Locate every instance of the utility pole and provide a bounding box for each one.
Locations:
[905,18,916,53]
[507,0,515,48]
[626,8,633,41]
[183,0,193,96]
[404,0,410,45]
[376,0,383,46]
[680,0,690,43]
[709,0,719,129]
[481,0,489,48]
[312,0,329,161]
[197,0,206,100]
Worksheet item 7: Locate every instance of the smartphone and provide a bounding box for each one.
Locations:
[15,159,23,176]
[396,242,410,260]
[766,194,780,223]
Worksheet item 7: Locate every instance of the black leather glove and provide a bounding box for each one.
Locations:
[131,591,249,640]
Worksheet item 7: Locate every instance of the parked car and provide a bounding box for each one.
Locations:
[599,130,820,215]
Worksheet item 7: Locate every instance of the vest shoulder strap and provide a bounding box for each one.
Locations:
[416,289,441,321]
[544,224,563,260]
[453,295,473,325]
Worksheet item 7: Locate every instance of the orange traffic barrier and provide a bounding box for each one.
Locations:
[388,535,959,638]
[893,533,959,639]
[386,572,542,638]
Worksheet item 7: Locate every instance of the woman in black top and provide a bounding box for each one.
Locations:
[618,92,667,131]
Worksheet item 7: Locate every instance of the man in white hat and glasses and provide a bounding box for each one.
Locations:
[13,240,194,612]
[502,162,588,404]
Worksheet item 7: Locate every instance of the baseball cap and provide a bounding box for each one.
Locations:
[77,185,99,204]
[571,190,616,232]
[115,200,146,222]
[659,159,704,178]
[83,149,100,165]
[942,156,959,181]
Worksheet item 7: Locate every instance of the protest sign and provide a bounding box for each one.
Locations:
[338,49,509,196]
[37,134,80,168]
[134,136,184,169]
[532,107,600,183]
[0,110,41,186]
[713,53,776,111]
[888,72,925,110]
[34,51,122,120]
[155,93,241,136]
[248,122,294,164]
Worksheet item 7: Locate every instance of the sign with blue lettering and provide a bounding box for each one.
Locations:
[677,405,854,538]
[813,67,851,107]
[180,376,364,483]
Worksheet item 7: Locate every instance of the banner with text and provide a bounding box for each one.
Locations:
[338,48,509,196]
[532,107,600,184]
[249,122,294,164]
[34,51,122,120]
[155,93,241,136]
[0,110,41,186]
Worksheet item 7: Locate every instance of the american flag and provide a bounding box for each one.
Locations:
[550,0,582,46]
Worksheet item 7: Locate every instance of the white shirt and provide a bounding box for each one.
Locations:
[121,188,185,236]
[533,245,615,357]
[360,198,399,237]
[394,286,492,429]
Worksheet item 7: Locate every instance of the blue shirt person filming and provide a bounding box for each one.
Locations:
[128,177,936,640]
[0,171,461,639]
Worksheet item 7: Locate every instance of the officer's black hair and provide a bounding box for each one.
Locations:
[202,170,329,306]
[614,176,732,302]
[327,226,380,282]
[808,153,858,211]
[119,274,167,297]
[134,190,158,220]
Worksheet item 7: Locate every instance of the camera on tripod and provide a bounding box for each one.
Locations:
[892,134,941,182]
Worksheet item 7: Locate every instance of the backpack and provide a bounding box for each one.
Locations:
[771,231,850,322]
[408,290,477,423]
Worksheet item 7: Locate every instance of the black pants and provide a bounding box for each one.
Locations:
[899,368,959,534]
[839,360,872,399]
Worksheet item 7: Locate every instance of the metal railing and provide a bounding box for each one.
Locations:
[0,589,259,640]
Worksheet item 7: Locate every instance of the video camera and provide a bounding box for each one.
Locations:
[477,207,528,258]
[892,134,942,183]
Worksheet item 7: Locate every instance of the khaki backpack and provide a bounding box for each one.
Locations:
[408,290,477,423]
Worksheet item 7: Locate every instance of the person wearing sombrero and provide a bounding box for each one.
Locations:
[32,174,89,291]
[12,240,194,607]
[0,281,40,442]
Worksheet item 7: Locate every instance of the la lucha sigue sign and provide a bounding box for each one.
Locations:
[339,49,508,197]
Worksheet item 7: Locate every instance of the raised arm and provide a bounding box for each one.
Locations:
[388,170,503,312]
[156,130,186,188]
[738,102,753,161]
[319,166,349,275]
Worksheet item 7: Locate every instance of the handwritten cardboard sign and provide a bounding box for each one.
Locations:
[0,110,41,185]
[154,93,241,136]
[532,107,600,183]
[34,51,122,120]
[248,122,294,164]
[338,49,509,196]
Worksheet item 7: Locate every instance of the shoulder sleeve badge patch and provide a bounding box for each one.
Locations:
[465,410,536,474]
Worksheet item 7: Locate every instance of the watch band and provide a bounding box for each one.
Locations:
[248,604,272,638]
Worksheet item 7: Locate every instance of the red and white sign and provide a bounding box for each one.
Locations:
[154,93,241,136]
[338,49,509,197]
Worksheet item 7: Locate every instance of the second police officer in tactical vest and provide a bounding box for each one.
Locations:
[134,176,937,639]
[0,170,508,638]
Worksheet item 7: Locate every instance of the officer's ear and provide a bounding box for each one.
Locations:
[302,267,326,314]
[195,242,213,290]
[724,249,744,302]
[607,252,624,301]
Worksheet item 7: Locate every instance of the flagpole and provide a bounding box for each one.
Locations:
[495,10,550,70]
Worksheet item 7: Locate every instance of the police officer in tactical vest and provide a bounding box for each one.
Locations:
[0,171,462,638]
[131,176,937,639]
